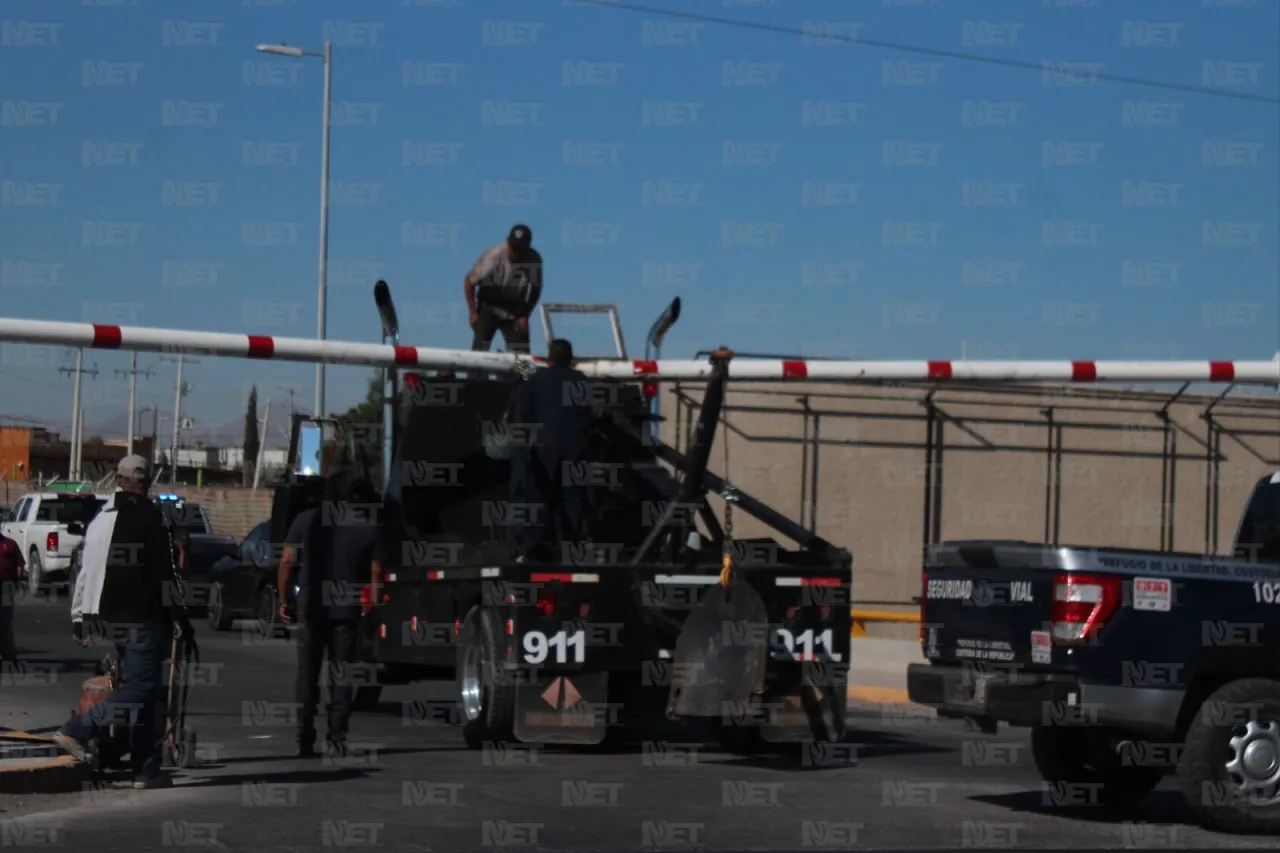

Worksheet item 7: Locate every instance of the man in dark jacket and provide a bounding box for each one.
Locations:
[0,532,24,662]
[56,455,191,788]
[507,338,595,561]
[277,470,382,757]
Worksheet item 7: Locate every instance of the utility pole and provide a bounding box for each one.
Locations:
[115,355,156,456]
[160,355,198,485]
[59,350,99,480]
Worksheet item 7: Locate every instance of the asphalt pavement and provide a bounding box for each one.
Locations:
[1,599,1276,852]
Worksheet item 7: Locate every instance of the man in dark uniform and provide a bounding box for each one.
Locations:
[464,224,543,355]
[506,339,594,561]
[277,470,382,757]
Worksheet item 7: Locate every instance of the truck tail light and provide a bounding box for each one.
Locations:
[642,381,658,400]
[360,586,373,615]
[1051,573,1121,644]
[536,590,556,617]
[46,532,58,553]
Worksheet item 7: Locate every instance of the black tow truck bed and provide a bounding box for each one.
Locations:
[369,344,852,748]
[907,472,1280,833]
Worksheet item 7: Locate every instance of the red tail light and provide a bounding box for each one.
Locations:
[536,591,556,617]
[46,532,58,553]
[1051,573,1121,644]
[360,586,373,614]
[642,381,658,399]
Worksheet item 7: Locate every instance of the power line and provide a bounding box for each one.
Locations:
[576,0,1280,105]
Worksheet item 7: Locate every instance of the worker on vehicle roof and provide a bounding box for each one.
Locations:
[507,338,593,563]
[465,224,542,355]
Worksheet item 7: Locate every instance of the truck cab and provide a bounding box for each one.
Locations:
[908,471,1280,833]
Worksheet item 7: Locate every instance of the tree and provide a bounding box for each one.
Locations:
[243,386,260,486]
[328,371,384,481]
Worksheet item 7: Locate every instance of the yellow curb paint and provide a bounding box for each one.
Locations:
[846,685,912,705]
[0,730,56,743]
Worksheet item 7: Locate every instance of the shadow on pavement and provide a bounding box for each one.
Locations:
[705,730,952,771]
[970,789,1193,825]
[210,746,467,766]
[175,768,375,788]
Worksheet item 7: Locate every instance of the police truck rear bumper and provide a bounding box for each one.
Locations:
[907,663,1185,737]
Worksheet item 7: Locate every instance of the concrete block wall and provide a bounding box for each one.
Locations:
[169,488,274,540]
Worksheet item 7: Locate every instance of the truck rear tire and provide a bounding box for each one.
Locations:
[1030,726,1165,809]
[1177,678,1280,834]
[457,607,516,749]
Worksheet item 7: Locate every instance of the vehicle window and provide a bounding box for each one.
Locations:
[35,498,107,524]
[16,499,32,522]
[1235,479,1280,562]
[243,521,271,564]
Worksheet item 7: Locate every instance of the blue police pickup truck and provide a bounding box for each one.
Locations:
[908,471,1280,834]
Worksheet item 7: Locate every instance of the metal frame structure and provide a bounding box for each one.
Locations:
[671,370,1280,561]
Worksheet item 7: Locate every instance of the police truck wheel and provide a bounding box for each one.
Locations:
[256,586,277,628]
[1030,726,1164,809]
[1177,678,1280,834]
[207,583,232,632]
[457,607,516,749]
[26,549,42,595]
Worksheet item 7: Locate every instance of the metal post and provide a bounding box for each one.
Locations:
[315,41,332,420]
[171,355,184,485]
[254,400,271,490]
[70,350,83,480]
[126,351,137,455]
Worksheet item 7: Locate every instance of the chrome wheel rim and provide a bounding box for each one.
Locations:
[1225,718,1280,805]
[208,585,223,626]
[460,641,484,722]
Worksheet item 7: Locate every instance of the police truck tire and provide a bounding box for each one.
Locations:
[1177,678,1280,834]
[207,582,232,631]
[457,607,516,748]
[1030,726,1164,809]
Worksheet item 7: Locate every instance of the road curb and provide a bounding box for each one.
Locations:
[0,731,91,795]
[846,685,932,712]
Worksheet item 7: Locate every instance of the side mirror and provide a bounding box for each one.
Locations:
[67,521,86,536]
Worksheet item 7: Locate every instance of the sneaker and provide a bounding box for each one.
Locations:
[132,773,174,790]
[53,732,89,763]
[325,739,348,760]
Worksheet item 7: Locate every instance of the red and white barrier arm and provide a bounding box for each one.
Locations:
[0,318,1276,385]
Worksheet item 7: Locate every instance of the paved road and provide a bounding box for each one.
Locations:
[1,600,1275,851]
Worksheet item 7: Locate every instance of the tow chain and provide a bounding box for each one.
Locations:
[719,394,737,589]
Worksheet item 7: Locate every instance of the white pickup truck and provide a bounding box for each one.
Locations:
[1,492,108,593]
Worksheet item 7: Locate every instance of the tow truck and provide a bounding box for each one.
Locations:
[908,471,1280,834]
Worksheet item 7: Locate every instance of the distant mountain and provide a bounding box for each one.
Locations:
[42,408,303,449]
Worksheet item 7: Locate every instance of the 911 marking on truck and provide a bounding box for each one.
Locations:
[1253,582,1280,604]
[773,628,842,662]
[522,630,586,664]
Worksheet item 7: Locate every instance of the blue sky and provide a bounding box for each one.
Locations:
[1,0,1277,434]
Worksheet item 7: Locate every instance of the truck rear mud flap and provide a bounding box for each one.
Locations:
[666,577,769,718]
[514,671,610,745]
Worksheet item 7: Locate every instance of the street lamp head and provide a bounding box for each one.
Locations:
[256,43,305,57]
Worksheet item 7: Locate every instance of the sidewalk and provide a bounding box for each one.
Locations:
[847,636,924,706]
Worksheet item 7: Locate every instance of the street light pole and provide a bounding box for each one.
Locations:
[316,41,332,420]
[255,41,332,419]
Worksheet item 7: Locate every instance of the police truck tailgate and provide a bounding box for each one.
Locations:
[921,542,1060,669]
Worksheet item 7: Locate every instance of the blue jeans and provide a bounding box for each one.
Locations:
[61,620,167,778]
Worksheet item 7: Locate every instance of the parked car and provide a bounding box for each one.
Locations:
[207,520,298,631]
[179,533,239,616]
[2,492,107,592]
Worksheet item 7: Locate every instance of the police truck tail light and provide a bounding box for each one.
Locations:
[536,591,556,617]
[360,586,372,615]
[642,382,658,400]
[1051,573,1121,644]
[46,532,58,553]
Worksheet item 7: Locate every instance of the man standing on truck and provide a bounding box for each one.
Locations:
[465,224,542,355]
[277,470,383,758]
[55,455,193,789]
[506,338,594,562]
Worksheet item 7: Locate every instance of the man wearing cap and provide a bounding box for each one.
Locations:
[56,454,192,789]
[465,224,543,355]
